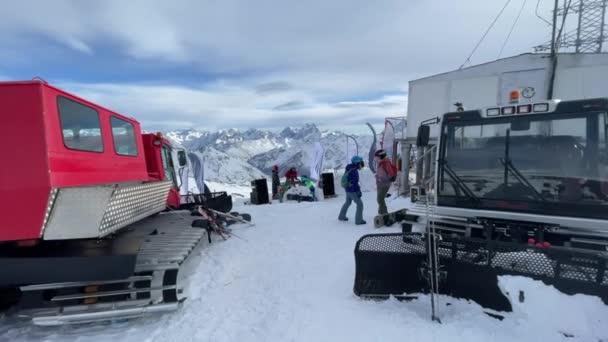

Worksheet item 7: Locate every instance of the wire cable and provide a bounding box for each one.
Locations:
[459,0,513,69]
[498,0,529,59]
[535,0,553,25]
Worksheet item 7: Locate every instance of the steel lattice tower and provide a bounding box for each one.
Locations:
[534,0,607,53]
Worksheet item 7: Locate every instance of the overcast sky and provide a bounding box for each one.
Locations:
[0,0,556,133]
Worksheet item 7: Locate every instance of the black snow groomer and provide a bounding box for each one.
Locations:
[354,98,608,319]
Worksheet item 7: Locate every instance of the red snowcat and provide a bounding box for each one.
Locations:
[0,80,231,325]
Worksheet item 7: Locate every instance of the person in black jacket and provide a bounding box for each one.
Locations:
[271,165,280,199]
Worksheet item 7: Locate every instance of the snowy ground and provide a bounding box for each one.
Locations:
[1,191,608,341]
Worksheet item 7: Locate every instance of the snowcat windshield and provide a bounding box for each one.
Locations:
[438,111,608,220]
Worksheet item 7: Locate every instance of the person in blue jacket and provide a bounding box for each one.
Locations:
[338,156,366,225]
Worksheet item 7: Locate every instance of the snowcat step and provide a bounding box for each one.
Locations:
[19,276,154,291]
[50,286,178,301]
[16,212,213,326]
[354,232,608,312]
[31,302,180,326]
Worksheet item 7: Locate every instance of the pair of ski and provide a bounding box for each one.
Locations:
[195,207,254,241]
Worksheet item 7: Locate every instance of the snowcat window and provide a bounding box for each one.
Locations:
[57,96,103,152]
[110,116,138,156]
[439,112,608,219]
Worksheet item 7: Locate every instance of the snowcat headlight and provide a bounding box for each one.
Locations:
[517,104,532,114]
[533,103,549,112]
[486,108,500,117]
[501,106,515,115]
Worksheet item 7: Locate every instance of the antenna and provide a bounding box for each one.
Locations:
[534,0,608,53]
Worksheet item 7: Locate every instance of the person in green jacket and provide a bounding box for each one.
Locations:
[300,175,318,201]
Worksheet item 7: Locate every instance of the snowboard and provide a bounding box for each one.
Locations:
[229,212,252,222]
[373,209,408,228]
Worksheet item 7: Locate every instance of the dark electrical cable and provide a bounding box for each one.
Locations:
[459,0,513,69]
[535,0,553,25]
[498,0,529,59]
[547,0,573,99]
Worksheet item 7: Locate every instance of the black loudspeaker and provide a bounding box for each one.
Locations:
[250,179,269,204]
[321,172,336,197]
[250,191,258,205]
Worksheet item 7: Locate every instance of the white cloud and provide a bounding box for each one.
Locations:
[0,0,555,72]
[59,77,406,133]
[0,0,558,131]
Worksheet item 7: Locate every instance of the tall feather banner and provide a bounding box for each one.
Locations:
[366,122,377,173]
[188,152,206,194]
[381,120,395,162]
[345,135,359,167]
[309,142,325,181]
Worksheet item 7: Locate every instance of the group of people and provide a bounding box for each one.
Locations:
[271,165,318,202]
[267,149,397,225]
[338,149,397,225]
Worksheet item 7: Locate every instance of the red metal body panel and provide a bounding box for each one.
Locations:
[142,134,166,181]
[39,85,148,187]
[0,81,181,242]
[0,82,51,241]
[167,188,181,209]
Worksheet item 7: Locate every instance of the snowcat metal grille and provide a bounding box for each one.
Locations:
[354,233,608,312]
[357,234,426,254]
[99,181,172,236]
[43,181,172,240]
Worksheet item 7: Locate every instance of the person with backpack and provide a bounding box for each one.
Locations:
[338,156,366,225]
[374,149,397,215]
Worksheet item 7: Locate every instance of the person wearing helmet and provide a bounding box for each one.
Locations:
[374,149,397,215]
[338,155,366,225]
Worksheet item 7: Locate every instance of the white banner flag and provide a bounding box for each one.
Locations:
[188,152,205,194]
[345,135,358,167]
[381,120,395,161]
[309,142,325,181]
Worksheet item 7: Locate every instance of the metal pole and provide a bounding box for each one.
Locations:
[551,0,559,56]
[599,0,607,52]
[416,146,424,185]
[424,146,432,183]
[548,0,560,99]
[400,144,412,195]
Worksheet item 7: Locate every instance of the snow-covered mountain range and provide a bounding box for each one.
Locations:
[166,124,375,185]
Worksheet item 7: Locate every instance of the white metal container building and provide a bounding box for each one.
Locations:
[405,52,608,144]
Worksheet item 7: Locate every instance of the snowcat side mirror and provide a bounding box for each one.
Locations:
[177,150,188,167]
[417,125,430,147]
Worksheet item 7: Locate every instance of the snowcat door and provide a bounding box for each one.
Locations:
[161,144,181,208]
[354,233,608,313]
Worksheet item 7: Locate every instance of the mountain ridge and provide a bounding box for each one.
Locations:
[166,123,376,185]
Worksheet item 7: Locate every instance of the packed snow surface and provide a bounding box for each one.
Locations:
[1,187,608,342]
